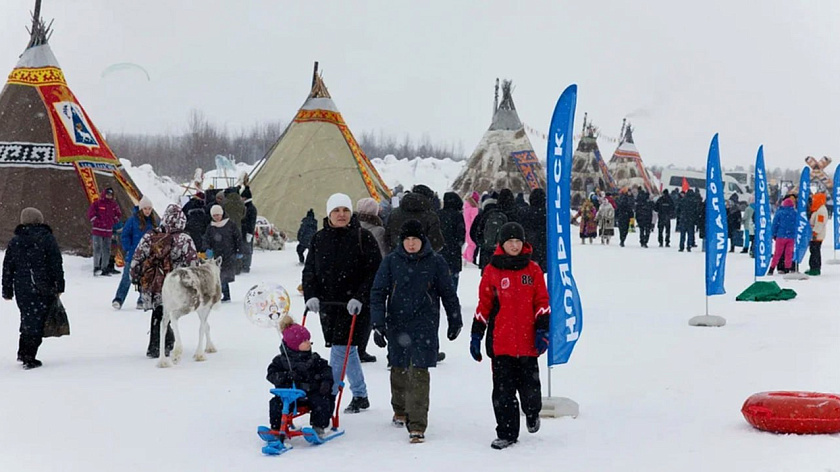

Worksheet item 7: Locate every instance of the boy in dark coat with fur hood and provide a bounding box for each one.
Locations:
[267,316,335,437]
[470,222,550,450]
[371,219,462,444]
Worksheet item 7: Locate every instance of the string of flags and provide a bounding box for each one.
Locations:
[523,122,620,143]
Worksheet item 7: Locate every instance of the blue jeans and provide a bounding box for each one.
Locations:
[330,345,367,399]
[743,229,751,251]
[679,230,695,250]
[112,264,142,306]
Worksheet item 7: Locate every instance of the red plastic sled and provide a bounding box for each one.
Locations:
[742,391,840,434]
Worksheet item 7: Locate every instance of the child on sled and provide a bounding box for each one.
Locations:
[266,316,335,437]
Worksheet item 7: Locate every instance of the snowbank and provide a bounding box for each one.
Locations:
[123,156,468,212]
[120,159,185,210]
[371,155,465,196]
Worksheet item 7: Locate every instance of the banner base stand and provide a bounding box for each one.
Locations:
[826,260,840,265]
[783,272,809,280]
[540,397,579,418]
[689,315,726,327]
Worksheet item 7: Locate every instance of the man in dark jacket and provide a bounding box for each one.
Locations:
[678,189,699,252]
[296,209,318,265]
[2,208,65,369]
[496,189,521,223]
[635,190,654,248]
[654,189,675,247]
[303,193,382,414]
[471,196,507,271]
[726,200,742,253]
[519,188,547,272]
[370,219,461,441]
[184,193,210,253]
[615,189,635,247]
[240,187,258,272]
[222,187,246,227]
[438,192,465,289]
[385,185,445,252]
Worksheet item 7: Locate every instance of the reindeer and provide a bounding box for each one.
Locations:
[157,258,223,368]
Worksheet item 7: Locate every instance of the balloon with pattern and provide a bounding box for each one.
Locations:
[243,283,291,329]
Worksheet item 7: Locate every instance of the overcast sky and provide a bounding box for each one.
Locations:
[2,1,839,170]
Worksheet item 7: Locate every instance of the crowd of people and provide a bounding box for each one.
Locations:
[1,178,830,449]
[572,184,829,276]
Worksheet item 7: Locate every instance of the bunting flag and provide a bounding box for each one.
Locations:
[754,146,773,277]
[705,134,728,296]
[793,167,812,264]
[546,85,582,366]
[834,165,840,251]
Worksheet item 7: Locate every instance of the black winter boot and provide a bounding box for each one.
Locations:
[19,335,43,369]
[147,315,161,358]
[344,396,370,413]
[147,308,174,358]
[164,324,174,356]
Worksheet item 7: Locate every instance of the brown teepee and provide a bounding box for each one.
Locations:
[0,2,145,255]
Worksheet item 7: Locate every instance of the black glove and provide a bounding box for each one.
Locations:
[470,334,482,362]
[447,324,461,341]
[373,327,387,348]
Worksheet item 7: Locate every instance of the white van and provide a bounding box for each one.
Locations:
[659,169,749,207]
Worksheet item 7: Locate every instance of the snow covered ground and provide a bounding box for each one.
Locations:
[2,229,840,470]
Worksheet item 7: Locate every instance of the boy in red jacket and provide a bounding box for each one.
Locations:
[471,222,550,450]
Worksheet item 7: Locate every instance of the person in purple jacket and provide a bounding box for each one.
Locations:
[86,187,122,276]
[768,195,798,275]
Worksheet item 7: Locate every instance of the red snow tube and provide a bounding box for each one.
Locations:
[742,391,840,434]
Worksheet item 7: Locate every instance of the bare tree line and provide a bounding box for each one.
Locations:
[357,130,466,162]
[106,110,284,180]
[106,110,468,180]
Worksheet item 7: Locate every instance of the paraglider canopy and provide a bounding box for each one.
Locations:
[100,62,150,81]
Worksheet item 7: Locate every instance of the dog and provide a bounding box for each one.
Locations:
[157,257,222,368]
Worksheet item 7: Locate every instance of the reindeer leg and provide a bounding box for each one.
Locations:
[202,307,216,353]
[194,310,208,362]
[170,317,184,364]
[157,310,173,368]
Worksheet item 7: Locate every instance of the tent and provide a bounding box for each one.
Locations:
[0,4,145,256]
[248,63,390,236]
[451,79,546,197]
[571,114,615,209]
[607,120,659,196]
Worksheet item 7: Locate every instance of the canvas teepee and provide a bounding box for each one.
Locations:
[0,2,145,256]
[451,79,546,196]
[571,113,615,209]
[248,63,390,235]
[607,120,658,195]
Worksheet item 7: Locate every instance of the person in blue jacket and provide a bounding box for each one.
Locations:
[370,219,462,444]
[112,196,157,309]
[768,195,798,275]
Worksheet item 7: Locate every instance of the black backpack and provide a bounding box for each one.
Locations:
[482,210,508,251]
